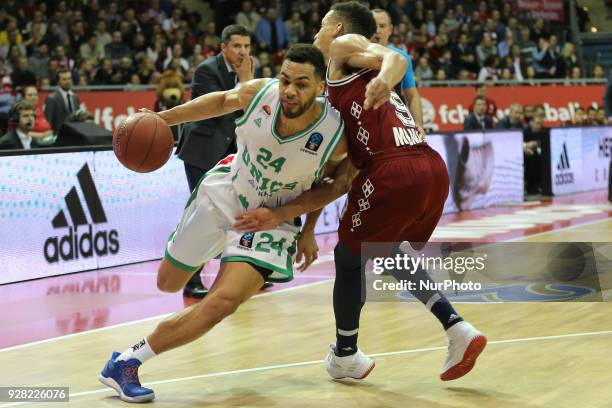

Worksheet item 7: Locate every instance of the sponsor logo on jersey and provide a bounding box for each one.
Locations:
[239,232,255,249]
[555,142,574,185]
[262,105,272,116]
[304,132,323,153]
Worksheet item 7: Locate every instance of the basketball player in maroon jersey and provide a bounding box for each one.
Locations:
[235,1,486,381]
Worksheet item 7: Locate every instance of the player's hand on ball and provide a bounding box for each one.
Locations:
[296,230,318,272]
[364,77,391,110]
[234,208,282,231]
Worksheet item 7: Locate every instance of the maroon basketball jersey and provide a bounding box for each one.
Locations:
[326,68,422,169]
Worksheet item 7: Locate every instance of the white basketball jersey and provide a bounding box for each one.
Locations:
[204,79,344,213]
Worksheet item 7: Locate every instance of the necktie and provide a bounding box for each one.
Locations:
[229,71,237,85]
[67,93,73,113]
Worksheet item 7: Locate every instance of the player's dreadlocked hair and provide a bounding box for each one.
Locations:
[285,43,326,80]
[331,1,377,39]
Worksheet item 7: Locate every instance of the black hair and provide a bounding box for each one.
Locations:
[284,43,326,80]
[331,1,377,39]
[221,24,251,44]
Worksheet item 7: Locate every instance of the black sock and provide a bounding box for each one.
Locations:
[333,242,365,357]
[389,246,463,330]
[430,297,463,330]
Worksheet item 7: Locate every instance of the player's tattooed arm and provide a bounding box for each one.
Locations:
[329,34,408,109]
[149,79,270,126]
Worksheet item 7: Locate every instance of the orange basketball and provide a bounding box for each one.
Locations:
[113,112,174,173]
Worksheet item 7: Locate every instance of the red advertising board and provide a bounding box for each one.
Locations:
[41,85,605,133]
[419,85,605,132]
[517,0,565,21]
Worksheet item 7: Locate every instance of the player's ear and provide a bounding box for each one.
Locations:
[316,79,325,96]
[334,22,344,38]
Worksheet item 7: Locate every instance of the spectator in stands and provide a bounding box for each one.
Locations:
[498,30,514,59]
[593,64,605,80]
[105,31,131,66]
[443,9,460,35]
[572,107,587,126]
[476,33,497,66]
[116,56,136,84]
[464,96,493,130]
[532,37,555,78]
[523,115,546,195]
[21,85,52,139]
[452,32,478,73]
[470,83,498,118]
[415,56,433,82]
[29,43,50,82]
[44,69,81,133]
[586,106,598,125]
[163,8,182,35]
[163,44,189,73]
[556,42,577,78]
[496,103,523,129]
[0,100,43,149]
[94,57,117,85]
[95,20,112,49]
[255,7,290,52]
[286,11,306,44]
[519,27,536,64]
[478,55,500,82]
[10,56,36,89]
[595,108,607,125]
[235,1,261,34]
[79,33,105,65]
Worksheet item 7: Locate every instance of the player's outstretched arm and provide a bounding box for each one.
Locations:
[329,34,408,109]
[152,79,270,126]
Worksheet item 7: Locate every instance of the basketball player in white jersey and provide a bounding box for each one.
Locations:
[98,44,349,403]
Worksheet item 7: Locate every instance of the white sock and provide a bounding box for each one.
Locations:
[116,337,156,364]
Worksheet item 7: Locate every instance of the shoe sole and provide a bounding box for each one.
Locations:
[98,374,155,403]
[440,335,487,381]
[330,361,376,380]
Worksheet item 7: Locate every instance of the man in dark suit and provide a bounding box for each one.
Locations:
[44,69,81,134]
[177,24,267,298]
[464,97,493,131]
[0,100,46,149]
[495,103,523,129]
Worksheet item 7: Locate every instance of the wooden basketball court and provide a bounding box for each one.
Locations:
[1,216,611,407]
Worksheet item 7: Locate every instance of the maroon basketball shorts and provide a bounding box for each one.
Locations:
[338,144,450,254]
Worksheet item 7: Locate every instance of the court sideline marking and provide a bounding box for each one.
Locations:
[0,279,333,353]
[0,329,611,407]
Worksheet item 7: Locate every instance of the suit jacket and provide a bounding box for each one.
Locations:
[463,113,493,131]
[44,89,81,134]
[495,116,522,129]
[0,129,46,150]
[177,53,241,171]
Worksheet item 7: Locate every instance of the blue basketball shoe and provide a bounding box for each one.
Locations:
[99,352,155,403]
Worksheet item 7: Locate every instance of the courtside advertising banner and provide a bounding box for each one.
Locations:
[0,153,189,284]
[40,85,605,133]
[426,131,524,213]
[550,126,612,195]
[419,85,604,132]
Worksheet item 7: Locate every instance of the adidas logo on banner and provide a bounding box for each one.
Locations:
[555,143,574,186]
[44,164,119,263]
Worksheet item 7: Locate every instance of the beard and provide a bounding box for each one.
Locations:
[281,97,315,119]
